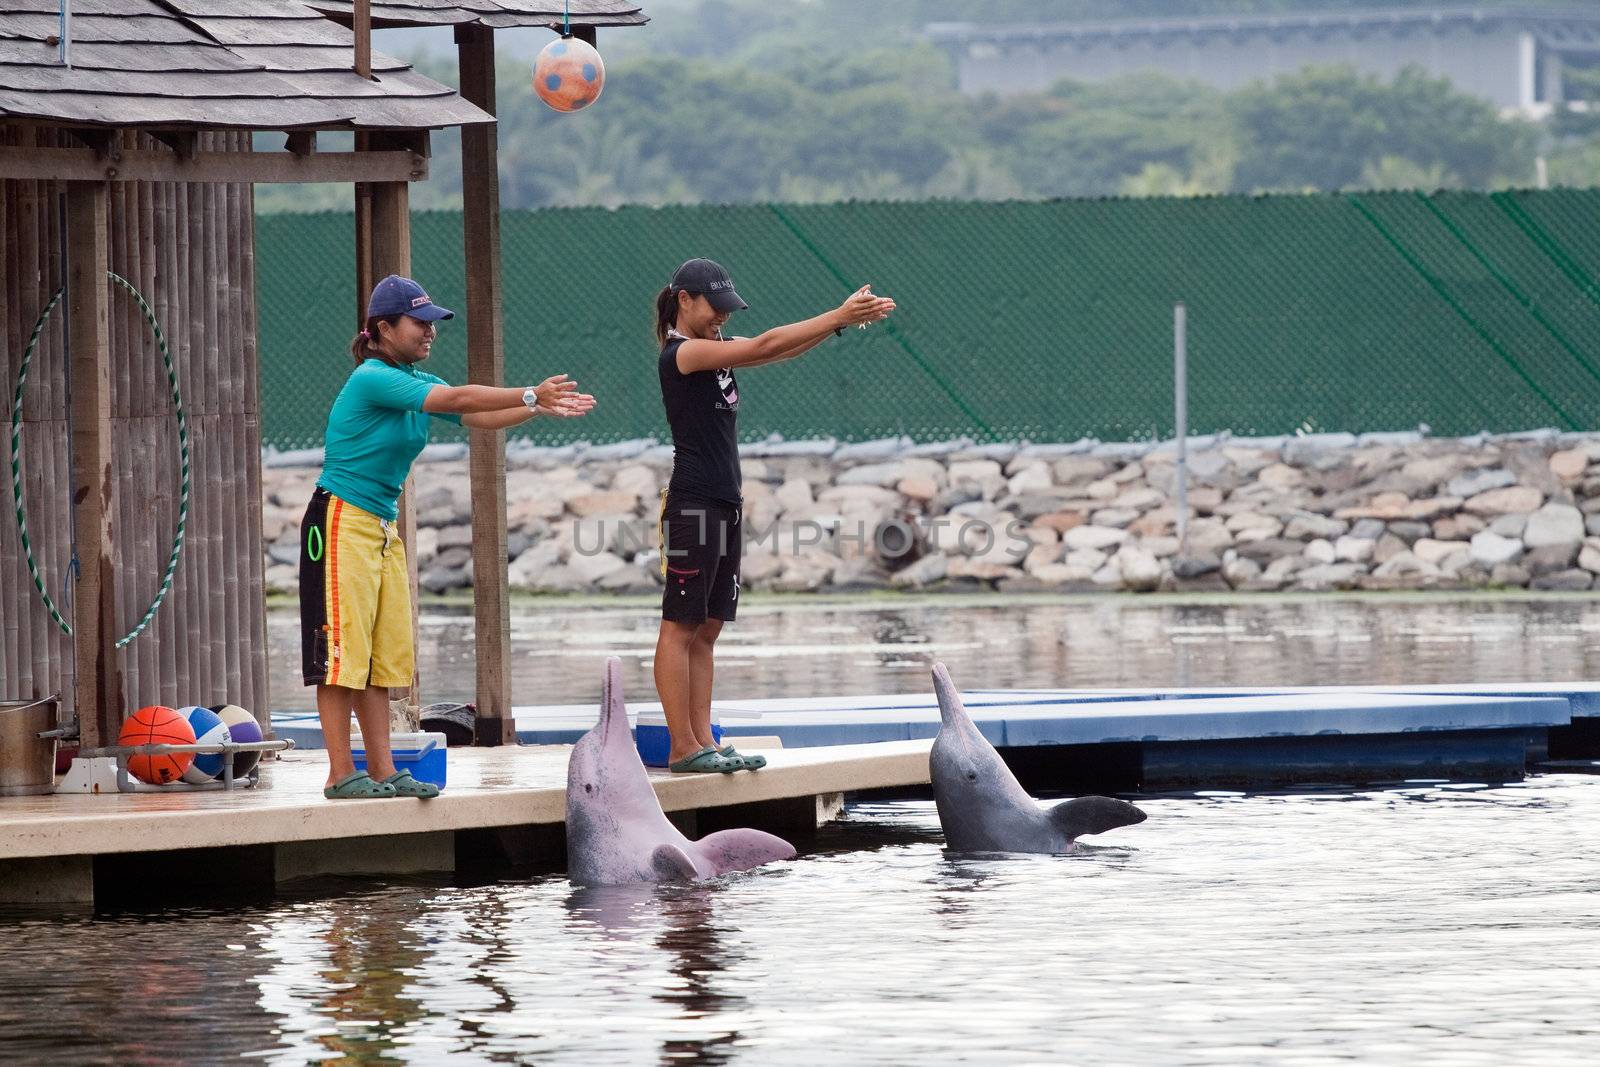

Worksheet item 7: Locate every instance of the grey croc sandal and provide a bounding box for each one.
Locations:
[382,770,440,798]
[324,771,397,800]
[720,745,766,770]
[668,746,742,774]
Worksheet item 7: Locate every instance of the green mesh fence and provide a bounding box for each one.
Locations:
[254,189,1600,450]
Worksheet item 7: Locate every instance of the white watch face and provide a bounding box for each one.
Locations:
[524,387,539,407]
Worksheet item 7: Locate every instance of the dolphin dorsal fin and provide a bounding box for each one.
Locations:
[1046,796,1149,843]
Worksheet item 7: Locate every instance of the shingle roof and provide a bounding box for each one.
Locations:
[306,1,646,30]
[0,0,493,129]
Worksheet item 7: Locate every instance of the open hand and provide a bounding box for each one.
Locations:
[534,375,595,417]
[838,285,896,328]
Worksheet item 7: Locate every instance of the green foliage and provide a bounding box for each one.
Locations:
[1231,66,1535,192]
[253,1,1572,214]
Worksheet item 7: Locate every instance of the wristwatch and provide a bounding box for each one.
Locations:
[522,386,541,413]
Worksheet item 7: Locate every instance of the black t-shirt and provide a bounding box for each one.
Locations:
[659,334,741,508]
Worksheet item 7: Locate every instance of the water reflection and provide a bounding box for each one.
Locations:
[270,594,1600,712]
[565,881,747,1065]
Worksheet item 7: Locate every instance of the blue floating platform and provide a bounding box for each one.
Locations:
[273,685,1576,752]
[270,686,1580,785]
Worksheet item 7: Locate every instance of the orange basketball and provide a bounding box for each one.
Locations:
[117,705,196,785]
[532,36,605,113]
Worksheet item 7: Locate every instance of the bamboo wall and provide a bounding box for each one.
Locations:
[1,128,269,727]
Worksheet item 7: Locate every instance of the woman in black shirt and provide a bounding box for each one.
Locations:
[653,258,895,773]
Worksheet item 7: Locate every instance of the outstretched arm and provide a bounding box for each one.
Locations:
[676,287,894,374]
[736,330,834,368]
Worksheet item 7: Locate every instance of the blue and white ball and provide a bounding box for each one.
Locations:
[211,705,263,779]
[180,705,229,783]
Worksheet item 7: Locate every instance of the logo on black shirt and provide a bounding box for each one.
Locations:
[716,368,739,411]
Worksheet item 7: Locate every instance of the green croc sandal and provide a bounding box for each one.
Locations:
[324,771,396,800]
[668,746,742,774]
[720,745,766,770]
[382,770,440,799]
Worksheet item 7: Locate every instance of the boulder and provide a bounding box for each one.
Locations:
[1578,538,1600,574]
[1445,467,1515,498]
[1523,543,1579,577]
[1035,511,1089,534]
[1489,562,1531,587]
[1050,456,1115,486]
[1462,485,1543,516]
[1386,521,1431,544]
[1062,524,1130,552]
[1284,512,1349,541]
[1090,507,1140,529]
[1221,555,1263,588]
[1468,531,1523,567]
[1172,553,1221,578]
[1006,462,1054,496]
[1373,532,1409,564]
[1114,546,1163,591]
[1303,538,1337,564]
[1530,568,1593,591]
[568,490,640,518]
[1413,538,1466,566]
[890,553,949,588]
[1293,563,1366,591]
[1522,503,1585,549]
[1432,513,1485,541]
[1334,536,1375,563]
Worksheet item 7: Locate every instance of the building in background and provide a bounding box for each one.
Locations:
[927,6,1600,115]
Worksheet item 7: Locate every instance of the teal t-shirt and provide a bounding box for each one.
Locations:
[317,358,462,521]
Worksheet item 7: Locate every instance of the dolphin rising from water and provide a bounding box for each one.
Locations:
[929,662,1147,853]
[565,657,797,886]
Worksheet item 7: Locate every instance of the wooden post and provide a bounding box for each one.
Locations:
[353,0,372,80]
[66,180,120,747]
[456,23,514,745]
[363,180,421,715]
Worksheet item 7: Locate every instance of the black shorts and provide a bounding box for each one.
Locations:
[659,495,741,624]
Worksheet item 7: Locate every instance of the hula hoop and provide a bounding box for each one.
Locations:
[9,271,190,649]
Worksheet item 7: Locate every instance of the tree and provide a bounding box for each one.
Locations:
[1230,65,1536,192]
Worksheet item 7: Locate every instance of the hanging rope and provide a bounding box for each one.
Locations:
[9,270,190,648]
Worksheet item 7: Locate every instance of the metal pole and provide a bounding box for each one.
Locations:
[58,1,71,67]
[1174,302,1189,555]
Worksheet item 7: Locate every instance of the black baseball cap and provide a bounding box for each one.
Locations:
[669,258,748,313]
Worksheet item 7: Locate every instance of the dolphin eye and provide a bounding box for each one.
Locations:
[584,783,595,794]
[965,770,977,781]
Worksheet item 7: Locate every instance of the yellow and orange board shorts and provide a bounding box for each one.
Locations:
[298,488,414,689]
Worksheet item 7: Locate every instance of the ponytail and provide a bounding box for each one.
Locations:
[654,285,677,346]
[349,312,404,365]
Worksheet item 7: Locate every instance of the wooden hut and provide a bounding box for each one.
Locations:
[306,1,648,745]
[0,0,493,751]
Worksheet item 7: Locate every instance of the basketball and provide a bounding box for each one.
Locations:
[211,705,263,779]
[532,36,604,113]
[118,706,195,785]
[179,706,229,783]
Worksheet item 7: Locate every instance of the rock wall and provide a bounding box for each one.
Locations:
[260,431,1600,596]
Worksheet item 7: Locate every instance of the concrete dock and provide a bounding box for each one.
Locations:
[0,739,929,910]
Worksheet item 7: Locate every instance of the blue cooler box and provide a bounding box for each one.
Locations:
[352,731,448,789]
[635,711,721,767]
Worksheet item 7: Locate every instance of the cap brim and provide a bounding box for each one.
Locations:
[706,289,747,313]
[409,304,454,321]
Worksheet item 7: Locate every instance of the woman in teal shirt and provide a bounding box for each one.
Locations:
[301,275,594,799]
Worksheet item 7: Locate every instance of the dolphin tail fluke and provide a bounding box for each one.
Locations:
[693,828,797,875]
[1047,796,1148,843]
[932,662,969,728]
[650,843,702,882]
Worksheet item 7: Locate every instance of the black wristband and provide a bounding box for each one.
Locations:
[833,326,845,338]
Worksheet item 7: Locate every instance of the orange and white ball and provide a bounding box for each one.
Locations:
[532,36,605,113]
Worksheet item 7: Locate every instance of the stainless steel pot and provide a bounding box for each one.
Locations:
[0,696,60,796]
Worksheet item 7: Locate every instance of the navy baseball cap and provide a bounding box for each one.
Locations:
[367,274,454,321]
[670,258,748,313]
